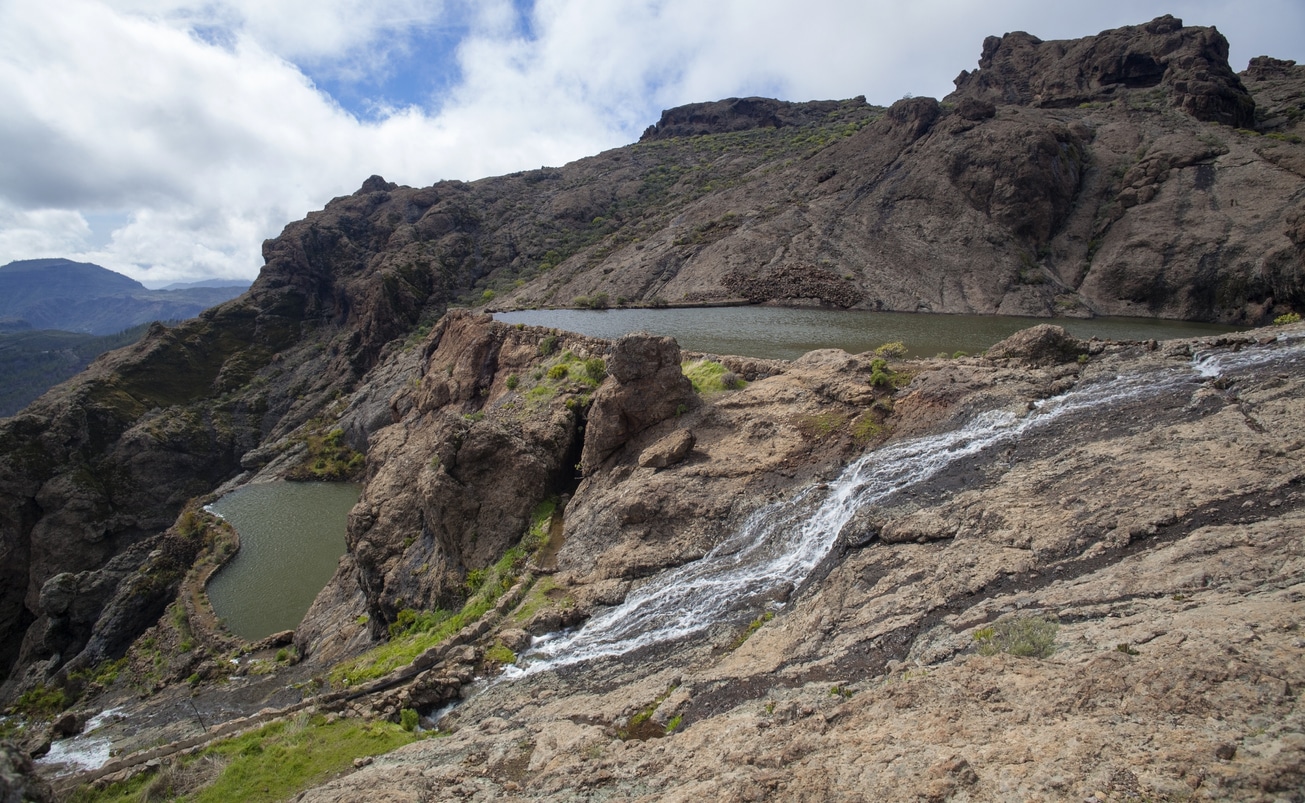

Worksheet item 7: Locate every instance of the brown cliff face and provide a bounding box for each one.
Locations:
[0,178,487,687]
[298,312,604,650]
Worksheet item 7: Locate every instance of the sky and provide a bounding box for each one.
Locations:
[1,1,1301,286]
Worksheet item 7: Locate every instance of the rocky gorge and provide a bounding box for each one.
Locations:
[0,14,1301,802]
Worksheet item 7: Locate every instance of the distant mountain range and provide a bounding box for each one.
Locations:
[0,258,250,335]
[0,258,251,415]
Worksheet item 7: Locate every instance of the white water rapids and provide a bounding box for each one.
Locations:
[512,336,1304,675]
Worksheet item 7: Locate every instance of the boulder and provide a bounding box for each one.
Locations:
[985,325,1088,366]
[581,334,695,474]
[638,430,696,469]
[0,741,52,802]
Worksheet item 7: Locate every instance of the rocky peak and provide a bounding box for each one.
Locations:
[949,15,1255,127]
[639,96,866,141]
[1243,56,1299,81]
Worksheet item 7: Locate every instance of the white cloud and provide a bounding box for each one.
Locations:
[0,0,1300,284]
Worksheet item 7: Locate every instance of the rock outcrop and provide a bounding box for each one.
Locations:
[951,15,1255,126]
[579,332,694,474]
[639,97,863,141]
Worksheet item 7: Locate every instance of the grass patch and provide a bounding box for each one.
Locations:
[851,414,885,444]
[331,547,531,687]
[71,714,421,803]
[682,359,744,394]
[9,684,67,717]
[973,614,1059,658]
[795,411,848,440]
[510,576,574,626]
[1274,311,1301,325]
[519,351,604,410]
[484,644,517,667]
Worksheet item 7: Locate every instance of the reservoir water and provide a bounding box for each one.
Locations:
[205,481,360,641]
[495,307,1242,359]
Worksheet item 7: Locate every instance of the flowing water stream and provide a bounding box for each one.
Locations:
[514,334,1303,675]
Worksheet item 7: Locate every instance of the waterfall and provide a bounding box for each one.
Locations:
[515,336,1303,675]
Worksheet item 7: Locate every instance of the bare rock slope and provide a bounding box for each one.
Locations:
[292,319,1305,803]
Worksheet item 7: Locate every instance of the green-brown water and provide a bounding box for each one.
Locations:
[205,481,360,641]
[494,307,1243,359]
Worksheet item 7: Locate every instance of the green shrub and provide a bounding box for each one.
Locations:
[583,358,607,382]
[399,708,419,732]
[11,684,67,717]
[973,614,1058,658]
[547,363,569,380]
[874,341,908,358]
[538,335,558,357]
[505,374,519,390]
[1274,311,1301,325]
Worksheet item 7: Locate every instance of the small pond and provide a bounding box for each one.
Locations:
[205,481,360,641]
[494,307,1243,360]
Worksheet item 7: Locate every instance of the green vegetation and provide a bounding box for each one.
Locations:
[483,644,517,667]
[573,292,610,309]
[973,614,1059,658]
[332,542,533,687]
[510,576,574,626]
[1115,643,1140,656]
[873,341,907,358]
[538,334,558,356]
[731,610,774,649]
[851,414,885,444]
[69,714,422,803]
[795,411,848,440]
[288,424,365,481]
[1274,311,1301,325]
[867,352,911,389]
[399,708,419,732]
[682,359,744,394]
[9,683,68,717]
[619,684,680,740]
[519,350,605,410]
